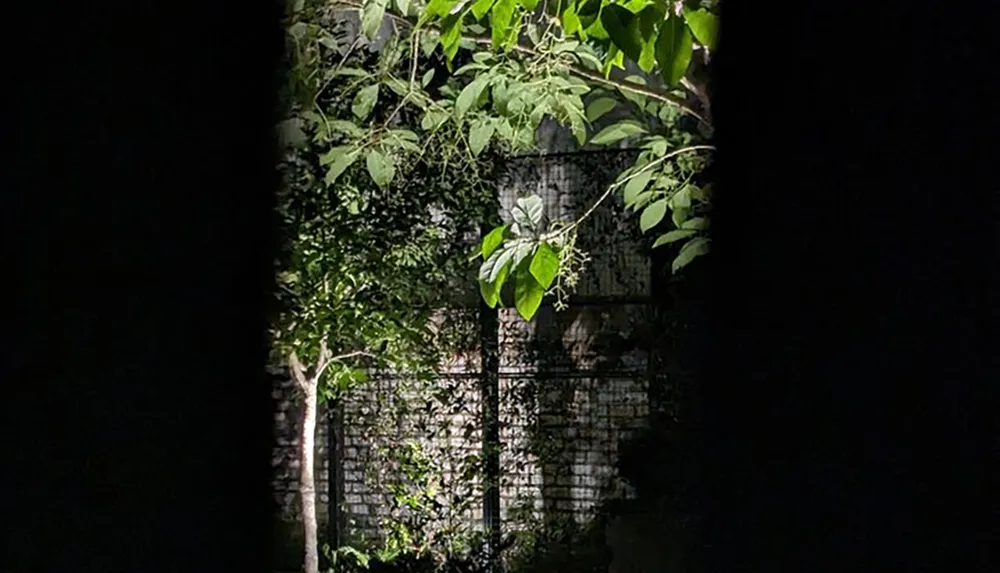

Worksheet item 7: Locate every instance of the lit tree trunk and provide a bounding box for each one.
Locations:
[300,381,319,573]
[290,345,329,573]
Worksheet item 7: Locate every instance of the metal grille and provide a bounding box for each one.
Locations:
[274,148,661,563]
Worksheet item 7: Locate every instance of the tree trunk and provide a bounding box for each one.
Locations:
[300,380,320,573]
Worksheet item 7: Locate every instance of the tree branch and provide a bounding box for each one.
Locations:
[314,349,376,382]
[330,2,708,123]
[288,350,311,391]
[546,144,716,240]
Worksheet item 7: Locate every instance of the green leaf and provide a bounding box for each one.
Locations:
[420,0,457,23]
[518,0,538,10]
[640,199,668,232]
[439,11,464,61]
[670,184,692,208]
[574,49,603,70]
[672,237,710,273]
[576,0,602,29]
[478,259,510,308]
[491,0,518,49]
[361,0,388,41]
[656,15,694,87]
[529,242,560,289]
[511,240,535,269]
[511,195,544,234]
[470,0,496,19]
[325,150,360,186]
[681,216,709,230]
[636,4,665,72]
[623,170,654,204]
[585,97,618,122]
[671,206,689,228]
[652,229,696,247]
[630,190,653,210]
[327,120,366,138]
[480,246,515,283]
[395,0,411,16]
[352,84,380,120]
[455,75,491,118]
[421,109,450,131]
[421,69,435,87]
[319,145,354,166]
[683,7,718,49]
[590,120,647,145]
[469,119,496,156]
[603,45,626,78]
[601,5,641,62]
[569,113,588,146]
[514,270,545,320]
[562,4,582,36]
[481,224,508,259]
[365,148,395,188]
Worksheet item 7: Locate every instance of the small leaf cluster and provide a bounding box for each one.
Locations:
[471,196,565,320]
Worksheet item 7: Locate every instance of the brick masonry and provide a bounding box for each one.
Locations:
[273,146,657,562]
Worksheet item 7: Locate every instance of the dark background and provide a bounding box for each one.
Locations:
[4,2,996,573]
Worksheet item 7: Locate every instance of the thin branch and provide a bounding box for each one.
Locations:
[314,349,377,382]
[545,144,716,240]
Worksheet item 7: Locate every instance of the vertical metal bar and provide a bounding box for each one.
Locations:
[479,242,502,571]
[326,400,340,549]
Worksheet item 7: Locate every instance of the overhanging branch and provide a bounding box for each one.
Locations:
[329,2,709,124]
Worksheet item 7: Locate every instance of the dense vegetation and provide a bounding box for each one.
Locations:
[274,0,717,571]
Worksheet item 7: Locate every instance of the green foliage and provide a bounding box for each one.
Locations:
[288,0,716,323]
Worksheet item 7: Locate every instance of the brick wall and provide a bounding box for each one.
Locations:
[273,149,658,557]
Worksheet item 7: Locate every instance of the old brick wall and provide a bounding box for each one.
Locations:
[273,148,658,554]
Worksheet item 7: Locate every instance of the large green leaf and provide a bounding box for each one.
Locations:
[636,4,665,72]
[529,242,560,289]
[420,0,457,24]
[439,11,464,61]
[672,237,710,273]
[669,184,692,209]
[361,0,388,40]
[600,5,641,62]
[655,15,694,87]
[365,148,395,188]
[319,145,354,166]
[511,240,535,268]
[514,271,545,320]
[481,224,509,259]
[623,170,654,204]
[590,120,647,145]
[478,258,511,308]
[561,3,582,36]
[511,195,544,234]
[469,119,496,156]
[421,109,450,131]
[324,150,360,186]
[585,97,618,123]
[352,84,380,120]
[683,7,718,49]
[491,0,518,49]
[652,229,696,248]
[681,217,710,230]
[576,0,602,29]
[470,0,495,19]
[455,75,491,118]
[480,246,515,283]
[640,198,668,232]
